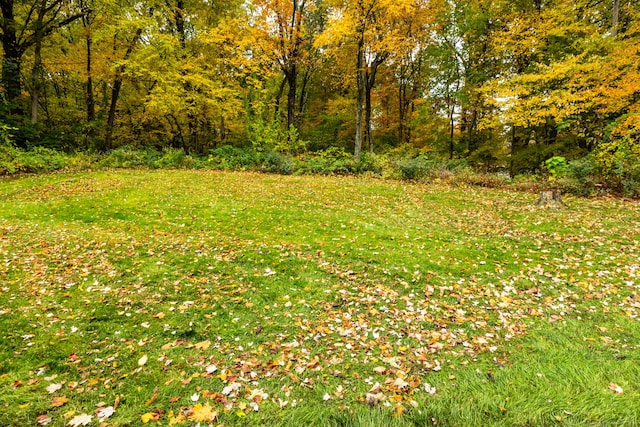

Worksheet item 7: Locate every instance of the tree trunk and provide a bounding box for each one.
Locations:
[274,77,286,122]
[286,66,297,130]
[365,77,372,153]
[354,39,365,161]
[612,0,620,36]
[398,84,405,144]
[85,33,95,122]
[449,98,455,160]
[1,0,21,105]
[105,29,141,151]
[535,190,564,208]
[364,56,383,154]
[30,36,43,123]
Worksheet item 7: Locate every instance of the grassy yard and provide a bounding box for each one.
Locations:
[1,170,639,426]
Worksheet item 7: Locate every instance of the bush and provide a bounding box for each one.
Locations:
[153,148,197,169]
[0,144,84,175]
[260,151,293,174]
[299,147,357,175]
[398,156,431,180]
[208,145,260,170]
[98,146,154,168]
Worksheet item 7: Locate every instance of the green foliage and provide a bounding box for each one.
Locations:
[595,114,640,196]
[0,143,79,175]
[398,156,431,180]
[208,145,261,170]
[153,148,197,169]
[249,119,307,155]
[97,146,158,169]
[544,156,568,179]
[298,147,357,175]
[260,151,294,174]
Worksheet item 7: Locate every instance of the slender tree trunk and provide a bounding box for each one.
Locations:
[365,79,373,153]
[274,77,286,121]
[30,36,43,123]
[105,29,141,151]
[510,125,516,178]
[1,0,22,105]
[354,39,365,161]
[449,99,455,160]
[612,0,620,36]
[398,84,405,144]
[298,70,310,118]
[86,34,95,122]
[220,114,226,142]
[286,66,297,130]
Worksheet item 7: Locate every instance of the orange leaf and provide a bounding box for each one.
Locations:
[51,396,68,407]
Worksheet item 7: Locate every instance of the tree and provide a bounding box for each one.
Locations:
[319,0,426,160]
[0,0,83,108]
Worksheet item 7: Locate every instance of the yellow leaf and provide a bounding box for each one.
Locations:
[141,412,159,423]
[189,403,218,422]
[52,396,69,407]
[19,403,30,409]
[194,340,211,350]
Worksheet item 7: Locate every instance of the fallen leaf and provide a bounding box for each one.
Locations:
[36,415,52,426]
[608,383,623,394]
[424,383,437,395]
[365,392,386,406]
[141,412,160,423]
[189,403,217,422]
[95,406,115,421]
[46,383,63,394]
[138,355,148,366]
[146,387,159,405]
[52,396,68,407]
[393,377,409,390]
[194,340,211,350]
[67,414,92,427]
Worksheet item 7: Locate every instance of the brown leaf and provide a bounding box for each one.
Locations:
[146,387,159,405]
[36,415,52,426]
[608,382,623,394]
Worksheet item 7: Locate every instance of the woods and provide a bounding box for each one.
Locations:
[0,0,639,188]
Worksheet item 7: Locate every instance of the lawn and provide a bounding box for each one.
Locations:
[1,170,639,426]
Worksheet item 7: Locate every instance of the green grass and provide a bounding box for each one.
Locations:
[0,170,639,426]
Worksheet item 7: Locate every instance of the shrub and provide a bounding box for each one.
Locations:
[299,147,357,175]
[208,145,260,170]
[98,146,152,168]
[398,156,431,180]
[153,147,196,169]
[260,151,293,174]
[544,156,568,179]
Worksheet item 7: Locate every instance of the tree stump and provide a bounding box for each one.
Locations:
[535,189,564,208]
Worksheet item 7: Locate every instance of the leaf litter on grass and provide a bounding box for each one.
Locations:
[0,171,639,425]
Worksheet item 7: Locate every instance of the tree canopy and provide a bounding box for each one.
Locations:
[0,0,638,177]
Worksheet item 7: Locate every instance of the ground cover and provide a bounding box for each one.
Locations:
[0,170,639,426]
